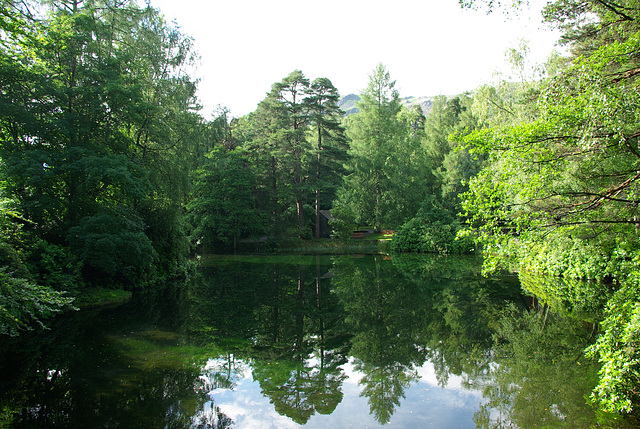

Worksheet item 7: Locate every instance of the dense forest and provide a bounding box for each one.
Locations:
[1,0,639,418]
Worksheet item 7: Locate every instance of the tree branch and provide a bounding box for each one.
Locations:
[593,0,635,21]
[611,68,640,83]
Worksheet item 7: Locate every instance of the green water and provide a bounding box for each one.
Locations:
[0,254,612,428]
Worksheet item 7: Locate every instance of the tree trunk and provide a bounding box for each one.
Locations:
[294,147,305,236]
[271,155,277,225]
[315,127,322,239]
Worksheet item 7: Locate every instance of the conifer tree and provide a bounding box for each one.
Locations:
[335,64,421,231]
[305,78,348,238]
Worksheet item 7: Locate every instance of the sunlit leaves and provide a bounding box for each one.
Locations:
[588,279,640,413]
[458,2,640,415]
[460,30,640,277]
[0,196,74,336]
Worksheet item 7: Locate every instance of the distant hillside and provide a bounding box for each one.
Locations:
[338,94,438,116]
[338,94,361,115]
[401,96,434,115]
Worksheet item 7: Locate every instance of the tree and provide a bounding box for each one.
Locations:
[270,70,311,234]
[0,0,204,290]
[188,148,264,251]
[335,64,423,231]
[242,71,348,239]
[305,78,348,238]
[424,94,481,205]
[243,71,311,237]
[460,30,640,276]
[390,93,480,254]
[458,0,640,414]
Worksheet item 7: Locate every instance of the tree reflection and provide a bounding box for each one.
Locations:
[247,257,349,424]
[332,255,429,423]
[308,351,347,415]
[1,255,626,427]
[355,360,420,424]
[332,253,528,424]
[200,353,249,391]
[471,300,603,428]
[0,305,234,428]
[188,256,350,425]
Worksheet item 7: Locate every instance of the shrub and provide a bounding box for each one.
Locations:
[391,198,474,254]
[0,200,74,336]
[587,270,640,414]
[67,207,156,288]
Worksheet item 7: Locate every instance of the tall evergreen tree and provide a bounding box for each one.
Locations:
[305,78,348,238]
[244,71,311,236]
[335,64,421,232]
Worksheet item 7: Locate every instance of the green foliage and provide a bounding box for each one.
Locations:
[306,77,349,238]
[0,267,73,336]
[458,0,525,12]
[457,0,640,415]
[335,63,428,231]
[188,148,264,249]
[25,238,81,294]
[0,198,74,336]
[142,205,190,278]
[425,94,481,201]
[328,192,359,239]
[477,302,605,428]
[68,208,156,287]
[241,71,348,238]
[519,271,611,321]
[460,31,640,275]
[391,197,474,254]
[588,274,640,414]
[0,0,207,300]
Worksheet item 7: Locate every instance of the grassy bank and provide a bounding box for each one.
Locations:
[75,287,132,309]
[273,238,391,254]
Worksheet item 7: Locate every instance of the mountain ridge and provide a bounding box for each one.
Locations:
[338,94,441,116]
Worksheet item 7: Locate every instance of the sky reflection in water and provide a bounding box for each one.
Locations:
[203,356,483,429]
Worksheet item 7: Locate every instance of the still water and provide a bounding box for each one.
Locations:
[0,254,607,428]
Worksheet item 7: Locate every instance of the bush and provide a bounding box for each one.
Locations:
[391,198,474,254]
[68,207,157,288]
[329,200,358,240]
[0,201,74,336]
[0,268,74,336]
[587,271,640,414]
[25,239,81,294]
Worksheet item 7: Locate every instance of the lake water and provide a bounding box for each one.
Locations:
[0,254,612,428]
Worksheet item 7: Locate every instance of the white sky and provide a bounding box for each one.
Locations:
[146,0,561,119]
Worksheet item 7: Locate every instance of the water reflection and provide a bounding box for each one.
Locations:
[472,304,603,428]
[0,254,616,427]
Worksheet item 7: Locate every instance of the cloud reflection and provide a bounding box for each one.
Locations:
[203,357,485,428]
